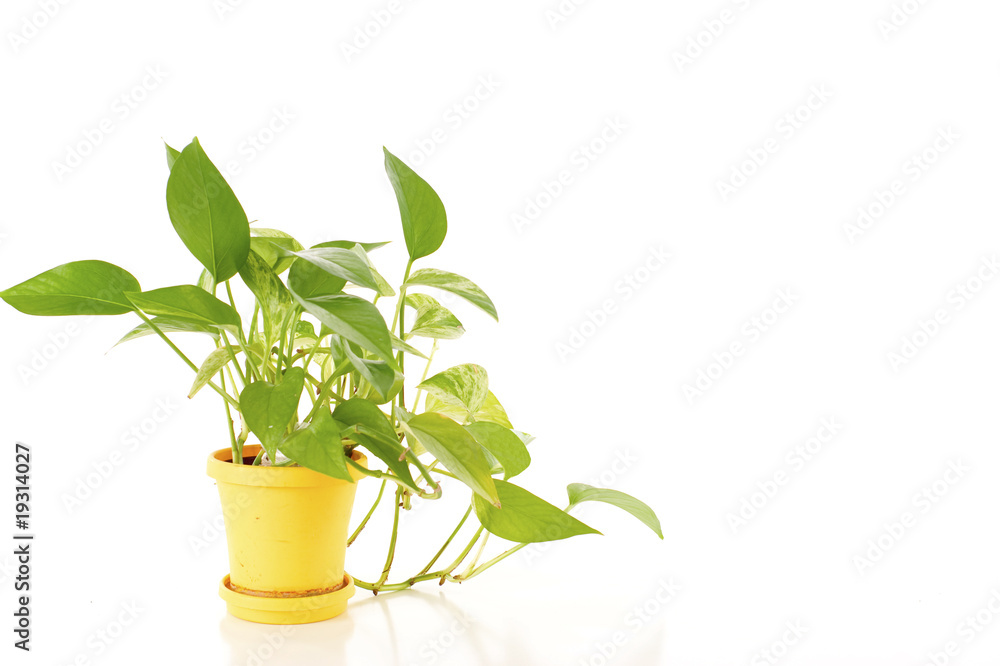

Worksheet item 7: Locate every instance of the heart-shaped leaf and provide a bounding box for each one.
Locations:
[383,148,447,261]
[425,390,513,428]
[292,293,394,364]
[567,484,663,539]
[405,293,464,340]
[1,260,140,316]
[240,367,306,460]
[405,268,497,321]
[250,229,304,275]
[125,285,240,332]
[278,413,353,482]
[473,479,600,543]
[166,137,250,282]
[418,364,489,417]
[189,347,238,398]
[466,422,530,480]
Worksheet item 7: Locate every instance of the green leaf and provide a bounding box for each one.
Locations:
[292,293,394,364]
[250,229,304,275]
[473,479,601,543]
[114,315,220,348]
[383,148,447,261]
[188,347,236,398]
[196,269,216,294]
[390,332,428,359]
[333,338,398,404]
[567,484,663,539]
[334,399,417,490]
[466,422,530,480]
[424,390,513,428]
[165,142,181,170]
[418,364,489,418]
[287,254,347,301]
[284,247,390,295]
[166,137,250,282]
[125,285,240,332]
[293,320,318,343]
[240,368,306,460]
[405,269,497,321]
[278,413,353,482]
[1,260,141,316]
[238,249,292,346]
[405,293,464,340]
[400,412,499,507]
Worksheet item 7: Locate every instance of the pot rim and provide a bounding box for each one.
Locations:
[207,444,368,488]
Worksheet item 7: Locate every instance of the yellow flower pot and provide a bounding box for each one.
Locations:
[207,445,366,624]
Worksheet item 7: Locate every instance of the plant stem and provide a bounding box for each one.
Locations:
[353,572,461,592]
[462,533,490,578]
[466,543,528,579]
[444,525,484,576]
[220,372,241,464]
[411,339,438,411]
[374,488,404,591]
[418,506,471,575]
[130,308,240,409]
[391,260,414,416]
[348,479,386,546]
[222,332,248,387]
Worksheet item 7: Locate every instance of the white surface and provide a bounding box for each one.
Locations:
[2,1,1000,664]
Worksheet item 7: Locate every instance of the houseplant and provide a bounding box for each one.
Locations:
[0,138,663,624]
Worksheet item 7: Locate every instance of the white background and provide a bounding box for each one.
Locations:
[2,0,1000,664]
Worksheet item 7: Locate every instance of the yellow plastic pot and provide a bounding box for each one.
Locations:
[207,445,366,624]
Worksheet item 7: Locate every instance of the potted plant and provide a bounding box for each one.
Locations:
[0,138,662,624]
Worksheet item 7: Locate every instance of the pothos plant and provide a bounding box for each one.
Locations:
[0,138,662,593]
